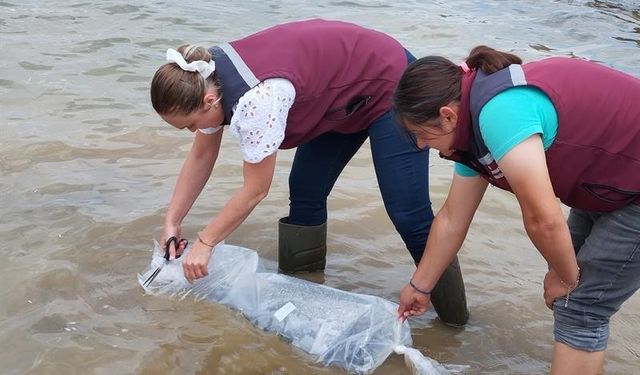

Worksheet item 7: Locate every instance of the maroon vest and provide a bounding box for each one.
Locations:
[445,57,640,211]
[210,19,407,149]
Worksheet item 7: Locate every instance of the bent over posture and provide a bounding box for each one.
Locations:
[150,19,469,325]
[393,46,640,374]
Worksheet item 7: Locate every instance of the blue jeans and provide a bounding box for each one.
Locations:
[553,204,640,351]
[286,107,433,261]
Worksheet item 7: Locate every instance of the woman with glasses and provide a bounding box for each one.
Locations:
[149,19,469,325]
[393,45,640,373]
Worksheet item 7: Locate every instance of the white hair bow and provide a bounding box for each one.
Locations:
[166,48,216,79]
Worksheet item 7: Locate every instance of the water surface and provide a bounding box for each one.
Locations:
[1,1,639,374]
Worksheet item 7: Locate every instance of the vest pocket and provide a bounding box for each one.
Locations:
[582,183,640,204]
[324,95,372,121]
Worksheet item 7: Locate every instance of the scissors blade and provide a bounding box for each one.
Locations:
[143,236,180,287]
[143,236,188,288]
[143,263,164,287]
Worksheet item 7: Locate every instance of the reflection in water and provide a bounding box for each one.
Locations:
[0,1,639,374]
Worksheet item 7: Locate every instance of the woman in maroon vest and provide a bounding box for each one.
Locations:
[393,46,640,373]
[149,19,469,325]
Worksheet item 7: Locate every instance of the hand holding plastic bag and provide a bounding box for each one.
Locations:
[138,242,466,374]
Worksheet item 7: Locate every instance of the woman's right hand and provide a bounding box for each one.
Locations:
[161,223,185,259]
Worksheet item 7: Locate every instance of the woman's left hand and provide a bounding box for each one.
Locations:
[182,239,214,284]
[543,268,568,310]
[397,283,431,320]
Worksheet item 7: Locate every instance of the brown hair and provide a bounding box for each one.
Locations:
[393,46,522,127]
[150,44,221,115]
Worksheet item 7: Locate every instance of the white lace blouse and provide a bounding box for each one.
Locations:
[228,78,296,163]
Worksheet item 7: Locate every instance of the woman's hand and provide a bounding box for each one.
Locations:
[543,268,568,310]
[161,223,185,259]
[182,239,213,284]
[397,283,431,321]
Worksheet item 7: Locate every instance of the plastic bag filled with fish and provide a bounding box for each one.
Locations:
[138,241,461,375]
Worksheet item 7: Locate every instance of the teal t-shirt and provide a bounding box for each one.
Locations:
[454,86,558,177]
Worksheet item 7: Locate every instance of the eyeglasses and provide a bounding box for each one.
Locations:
[404,121,452,151]
[208,94,222,109]
[405,129,428,151]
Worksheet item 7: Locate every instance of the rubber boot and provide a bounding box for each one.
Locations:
[278,217,327,273]
[428,255,469,326]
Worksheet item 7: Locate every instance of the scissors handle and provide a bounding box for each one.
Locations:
[164,236,188,260]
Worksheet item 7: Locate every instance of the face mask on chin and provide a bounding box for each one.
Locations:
[197,126,221,135]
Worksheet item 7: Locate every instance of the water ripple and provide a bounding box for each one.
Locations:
[72,38,131,54]
[1,1,639,374]
[18,61,53,70]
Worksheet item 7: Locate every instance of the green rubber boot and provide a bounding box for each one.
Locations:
[278,217,327,273]
[429,255,469,326]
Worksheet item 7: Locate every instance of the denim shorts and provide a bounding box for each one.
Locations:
[553,203,640,351]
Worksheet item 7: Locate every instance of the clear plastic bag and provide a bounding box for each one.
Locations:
[138,242,461,374]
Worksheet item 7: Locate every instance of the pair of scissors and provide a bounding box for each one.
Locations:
[142,236,188,287]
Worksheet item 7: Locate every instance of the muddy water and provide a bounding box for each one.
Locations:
[1,1,639,374]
